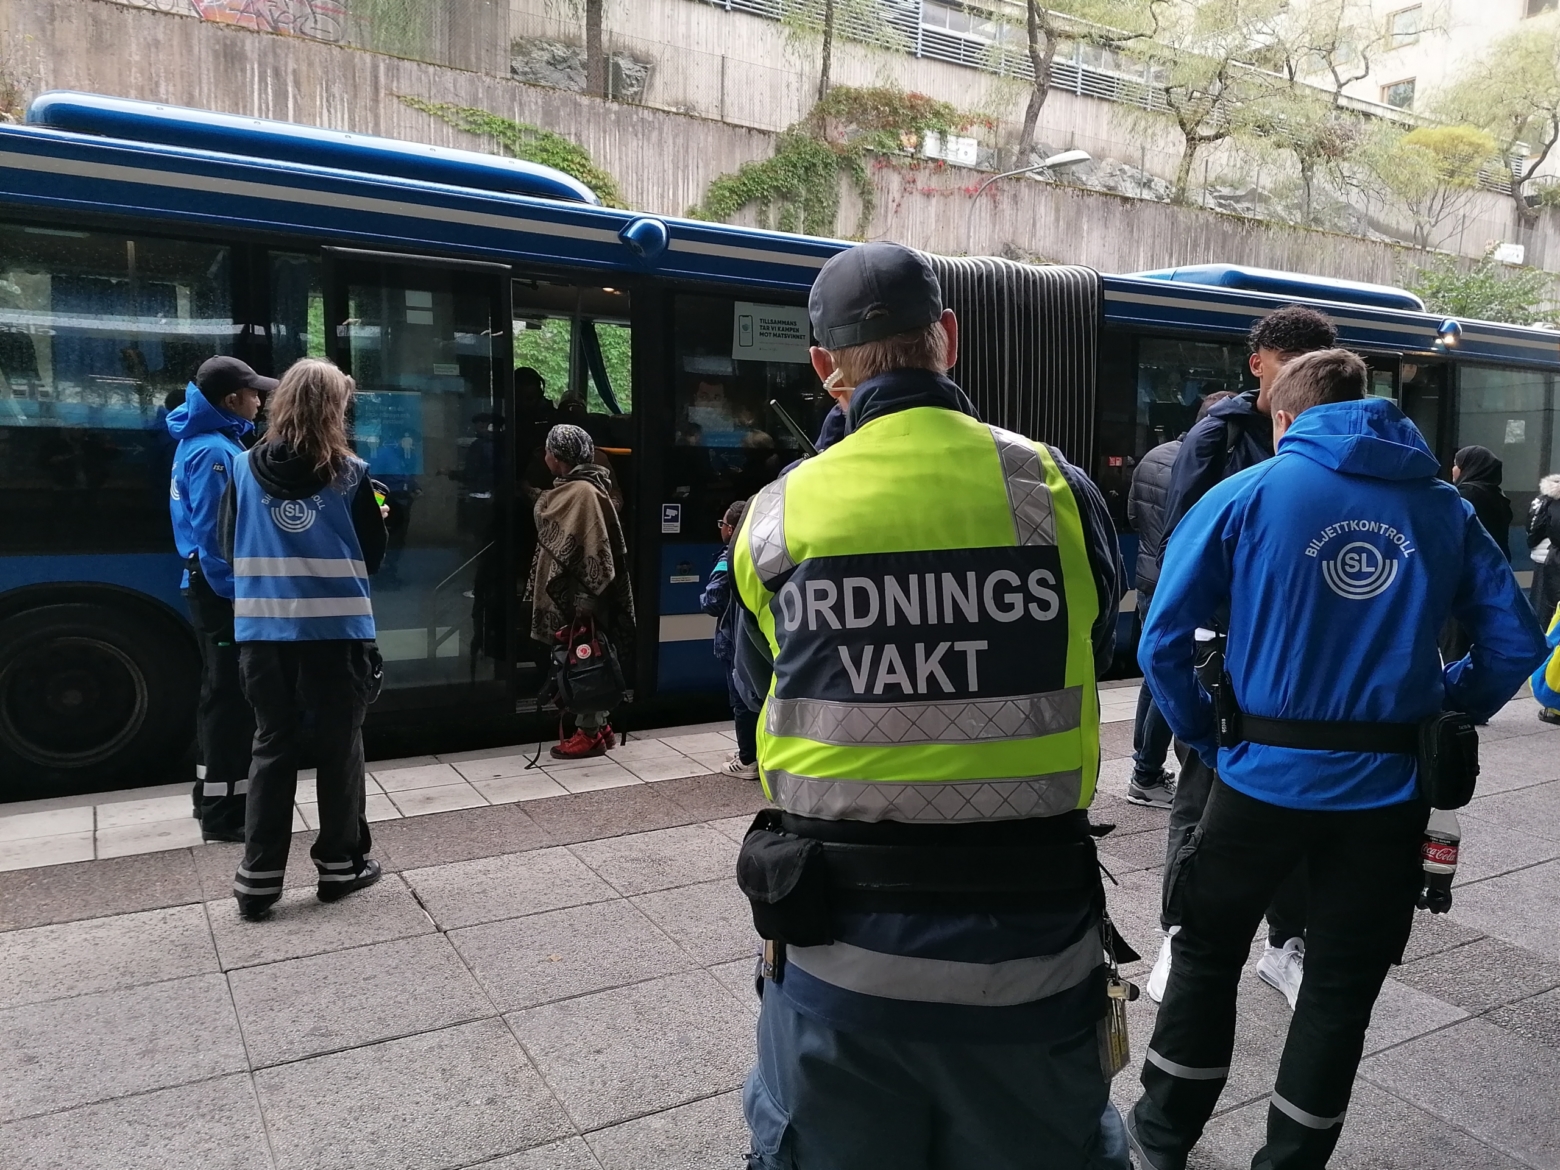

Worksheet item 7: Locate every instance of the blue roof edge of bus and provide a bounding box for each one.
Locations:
[0,118,842,295]
[26,90,602,208]
[1130,263,1426,313]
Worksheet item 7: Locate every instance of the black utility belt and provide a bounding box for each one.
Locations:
[1214,681,1478,809]
[735,809,1104,949]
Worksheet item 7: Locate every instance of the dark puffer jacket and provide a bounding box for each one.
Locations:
[1529,473,1560,629]
[1160,389,1274,554]
[1128,438,1180,606]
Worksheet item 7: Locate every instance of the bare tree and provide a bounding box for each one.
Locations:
[544,0,609,98]
[1134,0,1291,204]
[782,0,906,105]
[819,0,837,100]
[1361,124,1499,250]
[1254,0,1440,223]
[999,0,1153,159]
[585,0,606,98]
[1437,19,1560,228]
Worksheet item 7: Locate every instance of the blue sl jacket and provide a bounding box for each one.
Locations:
[1143,397,1546,811]
[167,383,253,599]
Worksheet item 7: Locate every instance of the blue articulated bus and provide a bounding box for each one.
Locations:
[2,92,1557,799]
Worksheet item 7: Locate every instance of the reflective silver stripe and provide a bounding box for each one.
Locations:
[234,597,374,619]
[768,769,1082,823]
[1145,1048,1230,1081]
[317,872,361,882]
[766,688,1082,746]
[1270,1093,1346,1130]
[195,763,208,779]
[202,781,227,797]
[237,866,285,879]
[988,426,1056,547]
[316,859,356,871]
[746,478,795,588]
[232,880,282,895]
[786,927,1102,1006]
[234,556,368,579]
[233,778,250,795]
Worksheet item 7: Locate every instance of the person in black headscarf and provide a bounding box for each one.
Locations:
[1441,445,1513,661]
[1453,445,1512,558]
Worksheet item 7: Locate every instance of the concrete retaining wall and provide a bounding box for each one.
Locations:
[4,0,1558,290]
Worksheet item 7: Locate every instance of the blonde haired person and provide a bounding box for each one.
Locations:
[216,357,388,922]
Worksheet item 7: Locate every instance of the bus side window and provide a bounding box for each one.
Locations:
[0,222,232,556]
[668,294,822,539]
[1457,365,1556,541]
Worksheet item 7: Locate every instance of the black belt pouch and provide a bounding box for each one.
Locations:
[736,811,835,946]
[1417,712,1479,809]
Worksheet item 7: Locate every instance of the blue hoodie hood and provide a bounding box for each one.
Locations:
[1276,397,1438,482]
[166,382,253,442]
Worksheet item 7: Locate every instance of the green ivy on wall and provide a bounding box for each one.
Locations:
[398,96,625,208]
[689,86,973,239]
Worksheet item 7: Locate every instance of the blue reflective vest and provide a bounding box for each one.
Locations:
[230,452,376,642]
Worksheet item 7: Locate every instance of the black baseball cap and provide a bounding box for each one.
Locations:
[195,355,277,400]
[808,242,943,350]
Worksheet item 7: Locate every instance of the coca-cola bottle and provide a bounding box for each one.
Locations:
[1417,809,1461,914]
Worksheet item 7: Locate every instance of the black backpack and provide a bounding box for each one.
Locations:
[548,616,626,712]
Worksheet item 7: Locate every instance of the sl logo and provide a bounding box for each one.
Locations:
[270,498,318,534]
[1322,541,1399,600]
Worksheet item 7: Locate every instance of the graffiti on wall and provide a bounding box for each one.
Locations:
[110,0,350,44]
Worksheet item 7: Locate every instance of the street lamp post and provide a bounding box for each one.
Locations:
[965,149,1092,256]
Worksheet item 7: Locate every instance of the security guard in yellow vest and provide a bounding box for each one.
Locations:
[732,243,1128,1170]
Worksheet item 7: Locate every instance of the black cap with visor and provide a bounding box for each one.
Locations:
[196,355,277,400]
[808,242,943,350]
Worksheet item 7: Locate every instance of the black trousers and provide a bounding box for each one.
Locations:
[1162,742,1307,944]
[1133,778,1426,1170]
[727,671,759,764]
[184,579,253,835]
[233,640,374,899]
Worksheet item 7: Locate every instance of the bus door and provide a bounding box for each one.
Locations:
[510,277,636,709]
[1364,353,1451,473]
[1400,359,1450,473]
[323,248,514,711]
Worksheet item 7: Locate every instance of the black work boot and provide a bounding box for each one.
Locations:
[317,858,382,903]
[235,892,281,922]
[1125,1103,1188,1170]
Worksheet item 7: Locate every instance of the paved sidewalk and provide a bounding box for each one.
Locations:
[0,684,1142,873]
[1,688,1557,1169]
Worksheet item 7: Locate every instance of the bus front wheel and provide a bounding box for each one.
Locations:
[0,603,198,801]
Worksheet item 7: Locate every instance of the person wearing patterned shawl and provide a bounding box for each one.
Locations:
[527,423,636,759]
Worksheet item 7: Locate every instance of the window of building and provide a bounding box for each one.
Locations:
[920,0,1004,41]
[1382,78,1416,109]
[0,222,232,555]
[1527,0,1558,18]
[1387,5,1421,48]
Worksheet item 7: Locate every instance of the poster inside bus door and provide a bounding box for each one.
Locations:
[731,302,810,364]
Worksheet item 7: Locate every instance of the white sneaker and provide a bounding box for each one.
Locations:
[1146,929,1176,1003]
[718,752,759,781]
[1256,936,1305,1010]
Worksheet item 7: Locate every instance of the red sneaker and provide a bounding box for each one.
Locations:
[600,725,617,749]
[551,729,607,760]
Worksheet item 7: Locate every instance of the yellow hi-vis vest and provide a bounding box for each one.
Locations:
[732,405,1101,823]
